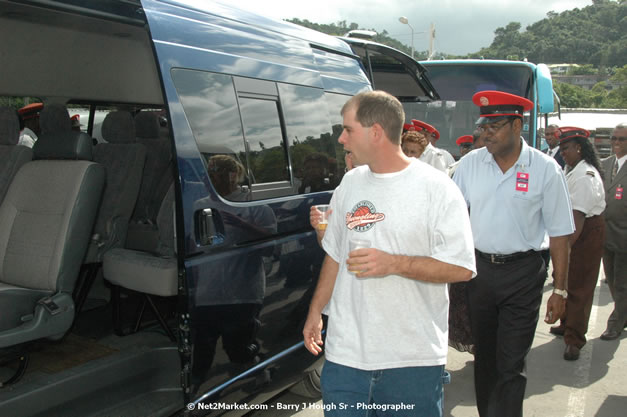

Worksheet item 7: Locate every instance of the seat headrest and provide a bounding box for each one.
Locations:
[0,106,20,145]
[33,131,94,161]
[102,111,136,144]
[39,103,71,135]
[134,111,161,139]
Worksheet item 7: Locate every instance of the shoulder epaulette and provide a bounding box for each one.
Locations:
[586,170,595,177]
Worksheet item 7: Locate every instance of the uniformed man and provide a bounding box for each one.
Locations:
[447,134,479,177]
[544,124,565,168]
[453,90,574,417]
[456,134,474,156]
[411,119,448,172]
[414,119,456,166]
[599,122,627,340]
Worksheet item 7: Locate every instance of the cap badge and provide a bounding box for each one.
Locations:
[479,96,489,106]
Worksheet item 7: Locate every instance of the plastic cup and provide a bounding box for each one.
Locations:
[348,239,371,274]
[315,204,330,231]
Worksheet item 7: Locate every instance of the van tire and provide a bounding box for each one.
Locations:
[289,365,322,398]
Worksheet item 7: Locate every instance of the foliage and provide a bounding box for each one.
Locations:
[567,64,598,75]
[554,64,627,108]
[465,0,626,66]
[0,97,40,111]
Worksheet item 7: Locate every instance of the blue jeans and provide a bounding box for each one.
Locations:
[320,360,450,417]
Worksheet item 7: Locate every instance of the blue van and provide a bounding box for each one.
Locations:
[0,1,436,415]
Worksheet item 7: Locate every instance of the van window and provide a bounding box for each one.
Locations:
[239,97,289,184]
[279,84,341,192]
[172,68,345,200]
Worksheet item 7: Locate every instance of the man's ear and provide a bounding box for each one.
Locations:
[512,117,523,132]
[370,123,384,142]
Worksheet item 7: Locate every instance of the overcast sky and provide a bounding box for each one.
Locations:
[230,0,593,55]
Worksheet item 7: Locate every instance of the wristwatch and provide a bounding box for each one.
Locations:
[553,288,568,299]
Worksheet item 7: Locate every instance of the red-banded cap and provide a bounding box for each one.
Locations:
[411,119,440,139]
[558,126,590,144]
[472,91,533,125]
[456,135,474,146]
[18,102,44,120]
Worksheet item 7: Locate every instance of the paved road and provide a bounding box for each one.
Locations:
[255,267,627,416]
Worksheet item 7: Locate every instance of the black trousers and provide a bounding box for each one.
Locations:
[467,252,545,417]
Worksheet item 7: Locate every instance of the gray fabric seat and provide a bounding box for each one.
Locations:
[126,111,174,252]
[0,131,105,348]
[103,185,177,340]
[103,184,177,297]
[132,111,173,223]
[38,103,72,135]
[85,111,146,263]
[0,106,33,206]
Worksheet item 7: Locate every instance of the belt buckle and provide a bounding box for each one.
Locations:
[491,254,505,265]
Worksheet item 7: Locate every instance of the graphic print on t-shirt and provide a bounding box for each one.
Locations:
[346,200,385,232]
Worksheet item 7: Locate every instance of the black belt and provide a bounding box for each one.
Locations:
[475,249,538,265]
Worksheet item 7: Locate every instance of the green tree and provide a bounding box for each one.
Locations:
[568,64,598,75]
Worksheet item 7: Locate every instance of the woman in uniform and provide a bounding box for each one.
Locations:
[550,126,606,361]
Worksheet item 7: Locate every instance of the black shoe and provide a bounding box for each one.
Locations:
[563,345,580,361]
[550,326,565,336]
[600,329,621,340]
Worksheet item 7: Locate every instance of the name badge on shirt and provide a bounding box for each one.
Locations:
[516,172,529,192]
[616,187,623,200]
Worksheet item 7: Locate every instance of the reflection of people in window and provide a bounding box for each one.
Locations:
[207,154,249,201]
[192,154,278,394]
[299,152,333,193]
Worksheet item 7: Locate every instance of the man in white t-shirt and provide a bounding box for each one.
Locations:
[302,91,476,417]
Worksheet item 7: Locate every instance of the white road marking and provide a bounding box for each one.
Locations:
[564,278,602,417]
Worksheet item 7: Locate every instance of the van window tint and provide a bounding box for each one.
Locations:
[171,69,247,161]
[239,97,289,184]
[172,69,252,200]
[172,68,347,200]
[279,84,340,192]
[324,92,352,175]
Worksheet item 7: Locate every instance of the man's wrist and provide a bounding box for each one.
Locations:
[552,288,568,299]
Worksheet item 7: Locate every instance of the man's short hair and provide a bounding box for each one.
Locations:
[341,91,405,145]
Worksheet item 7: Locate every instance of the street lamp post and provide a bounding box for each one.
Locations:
[398,16,414,59]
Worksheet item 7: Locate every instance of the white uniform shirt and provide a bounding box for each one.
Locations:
[322,160,476,370]
[453,139,575,254]
[437,147,456,167]
[565,160,606,217]
[419,143,448,172]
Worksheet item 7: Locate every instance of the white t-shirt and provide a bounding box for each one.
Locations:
[321,159,476,370]
[565,160,606,217]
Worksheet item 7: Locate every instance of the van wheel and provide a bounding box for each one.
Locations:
[289,365,321,398]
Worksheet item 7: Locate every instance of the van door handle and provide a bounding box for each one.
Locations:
[196,208,219,246]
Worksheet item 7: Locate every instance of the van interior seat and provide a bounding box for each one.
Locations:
[132,111,173,222]
[103,184,177,340]
[0,106,33,206]
[84,111,146,264]
[126,111,174,252]
[0,131,105,348]
[38,103,72,135]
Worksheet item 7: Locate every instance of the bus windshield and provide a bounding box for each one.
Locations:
[403,63,537,159]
